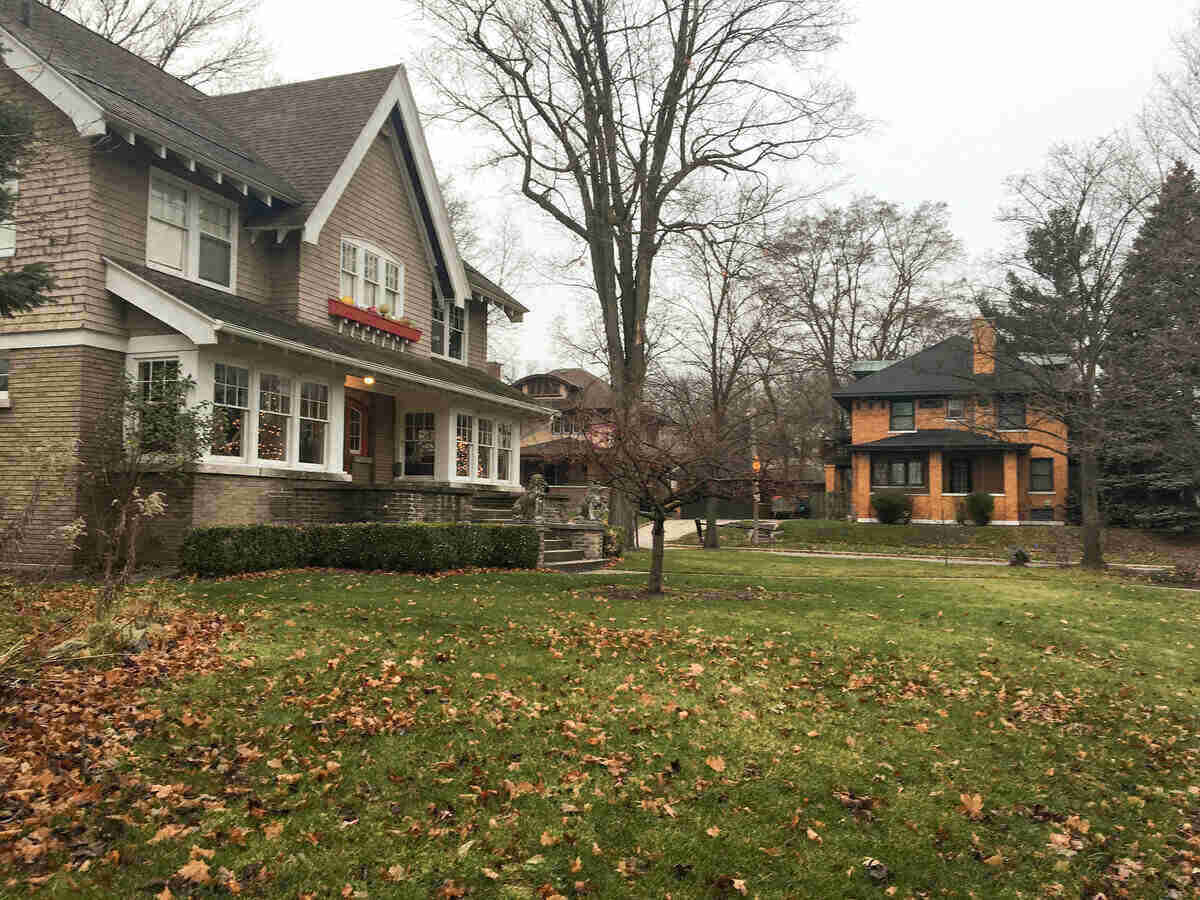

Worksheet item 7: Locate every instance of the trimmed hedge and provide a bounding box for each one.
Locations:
[871,490,913,525]
[179,523,541,577]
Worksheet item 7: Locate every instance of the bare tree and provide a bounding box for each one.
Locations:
[47,0,270,90]
[760,196,964,422]
[419,0,861,539]
[1141,8,1200,172]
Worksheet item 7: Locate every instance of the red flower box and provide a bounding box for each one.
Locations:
[328,298,422,342]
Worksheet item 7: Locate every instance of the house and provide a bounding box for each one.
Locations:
[0,1,552,563]
[826,319,1069,524]
[512,368,614,485]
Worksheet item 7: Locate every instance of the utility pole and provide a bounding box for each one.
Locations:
[749,406,759,546]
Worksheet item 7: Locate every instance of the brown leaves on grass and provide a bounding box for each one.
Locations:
[706,755,726,773]
[959,792,984,821]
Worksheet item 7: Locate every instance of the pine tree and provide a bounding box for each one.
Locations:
[0,99,52,318]
[1104,161,1200,530]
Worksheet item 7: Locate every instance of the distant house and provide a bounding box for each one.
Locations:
[827,319,1069,524]
[0,2,550,563]
[512,368,614,485]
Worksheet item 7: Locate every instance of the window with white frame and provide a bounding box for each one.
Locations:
[946,397,965,421]
[339,238,404,317]
[477,417,494,479]
[347,403,365,456]
[298,382,329,465]
[211,363,249,457]
[431,296,465,362]
[0,179,18,258]
[257,373,292,462]
[135,358,181,452]
[551,412,582,436]
[456,413,474,477]
[0,356,8,401]
[497,422,512,481]
[147,171,238,289]
[403,411,436,477]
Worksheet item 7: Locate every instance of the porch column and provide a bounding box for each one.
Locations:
[853,451,871,521]
[1002,450,1020,524]
[927,450,944,523]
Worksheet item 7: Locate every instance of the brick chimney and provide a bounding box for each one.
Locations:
[971,318,995,375]
[486,361,503,380]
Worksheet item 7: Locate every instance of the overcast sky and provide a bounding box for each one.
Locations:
[259,0,1197,374]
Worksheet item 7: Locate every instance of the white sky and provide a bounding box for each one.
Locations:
[259,0,1197,374]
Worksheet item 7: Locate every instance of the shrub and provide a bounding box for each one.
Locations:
[179,523,540,577]
[871,491,912,525]
[965,492,994,526]
[1008,546,1031,566]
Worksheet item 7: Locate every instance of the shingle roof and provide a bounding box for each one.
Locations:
[463,261,528,315]
[854,429,1030,451]
[0,0,299,199]
[110,259,541,409]
[201,66,402,228]
[548,368,615,408]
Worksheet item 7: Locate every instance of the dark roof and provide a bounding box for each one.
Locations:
[854,429,1030,451]
[463,261,528,315]
[0,1,299,199]
[201,66,401,228]
[110,259,538,408]
[512,368,615,410]
[520,437,585,459]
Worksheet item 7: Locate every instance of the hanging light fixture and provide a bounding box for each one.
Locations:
[363,375,376,386]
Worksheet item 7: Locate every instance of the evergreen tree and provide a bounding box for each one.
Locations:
[0,99,52,319]
[1104,161,1200,530]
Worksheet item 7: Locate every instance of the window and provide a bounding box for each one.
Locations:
[0,356,8,401]
[477,417,494,479]
[339,239,403,316]
[497,422,513,481]
[257,373,291,462]
[148,171,237,289]
[135,358,180,451]
[347,403,365,455]
[551,413,581,436]
[890,399,915,431]
[870,454,926,488]
[211,363,249,457]
[0,179,17,257]
[136,358,179,402]
[456,413,474,477]
[431,297,466,361]
[947,457,971,494]
[946,397,965,421]
[1030,458,1054,492]
[299,382,328,465]
[403,412,436,477]
[997,396,1026,429]
[526,377,560,398]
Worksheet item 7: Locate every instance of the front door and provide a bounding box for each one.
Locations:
[344,399,368,474]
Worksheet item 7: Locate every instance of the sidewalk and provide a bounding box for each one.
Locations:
[634,517,755,547]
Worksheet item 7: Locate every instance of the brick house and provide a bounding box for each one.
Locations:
[0,2,553,563]
[826,319,1069,524]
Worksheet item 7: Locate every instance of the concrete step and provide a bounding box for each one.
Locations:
[544,548,585,563]
[470,508,513,520]
[473,492,519,509]
[542,557,608,573]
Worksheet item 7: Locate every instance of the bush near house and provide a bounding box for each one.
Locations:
[965,492,995,526]
[871,490,913,524]
[179,523,541,577]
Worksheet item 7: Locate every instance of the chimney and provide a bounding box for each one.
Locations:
[21,0,32,27]
[971,318,995,375]
[486,361,503,380]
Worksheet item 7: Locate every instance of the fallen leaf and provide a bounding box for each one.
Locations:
[706,756,726,773]
[959,792,984,820]
[263,822,284,840]
[176,858,211,885]
[706,826,721,837]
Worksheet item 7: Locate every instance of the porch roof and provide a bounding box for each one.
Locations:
[854,429,1030,452]
[104,257,553,417]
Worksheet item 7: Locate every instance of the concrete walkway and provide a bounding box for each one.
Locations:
[635,517,760,548]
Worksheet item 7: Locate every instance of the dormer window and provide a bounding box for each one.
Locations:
[339,238,404,317]
[431,296,466,362]
[147,169,237,291]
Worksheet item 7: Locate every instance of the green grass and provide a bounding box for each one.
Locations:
[8,556,1200,898]
[674,517,1200,565]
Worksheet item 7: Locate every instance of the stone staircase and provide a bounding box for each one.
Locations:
[468,490,606,572]
[470,491,519,522]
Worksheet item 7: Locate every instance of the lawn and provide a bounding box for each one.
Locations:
[3,554,1200,898]
[673,518,1200,566]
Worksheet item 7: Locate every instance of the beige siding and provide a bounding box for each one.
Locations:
[296,128,436,353]
[467,298,488,372]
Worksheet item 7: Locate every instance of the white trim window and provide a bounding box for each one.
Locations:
[497,422,513,481]
[0,179,18,258]
[211,363,250,457]
[147,169,238,290]
[339,238,404,317]
[431,296,466,362]
[455,413,474,478]
[257,373,292,462]
[134,357,182,452]
[477,417,494,479]
[946,397,965,421]
[403,411,436,477]
[347,403,365,456]
[298,382,329,465]
[0,355,9,405]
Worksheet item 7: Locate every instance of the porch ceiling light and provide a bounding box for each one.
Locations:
[363,375,376,386]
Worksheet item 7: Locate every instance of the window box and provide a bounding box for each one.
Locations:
[328,298,421,342]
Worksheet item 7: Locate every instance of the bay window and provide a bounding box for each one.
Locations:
[451,411,518,483]
[211,363,249,457]
[403,412,436,476]
[257,373,291,461]
[456,413,474,477]
[147,170,237,290]
[477,418,494,479]
[431,296,466,362]
[339,238,404,316]
[298,382,329,465]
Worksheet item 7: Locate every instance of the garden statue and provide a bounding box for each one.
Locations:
[512,475,548,521]
[579,483,608,521]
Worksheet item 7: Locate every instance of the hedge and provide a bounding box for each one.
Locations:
[179,523,542,577]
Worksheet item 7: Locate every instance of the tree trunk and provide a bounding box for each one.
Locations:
[648,515,666,593]
[608,489,636,548]
[1079,446,1104,570]
[704,494,720,549]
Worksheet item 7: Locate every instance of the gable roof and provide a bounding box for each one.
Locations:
[105,257,549,415]
[512,368,616,410]
[463,261,528,321]
[0,1,299,200]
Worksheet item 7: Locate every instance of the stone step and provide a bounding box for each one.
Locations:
[472,493,519,509]
[542,539,571,551]
[542,557,608,573]
[470,508,513,520]
[544,548,585,563]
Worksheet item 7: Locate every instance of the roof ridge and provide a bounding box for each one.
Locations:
[208,64,403,100]
[23,0,208,98]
